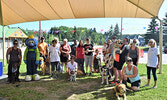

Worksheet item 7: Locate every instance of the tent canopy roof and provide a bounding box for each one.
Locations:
[0,0,164,26]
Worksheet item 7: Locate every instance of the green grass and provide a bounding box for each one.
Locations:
[0,63,167,100]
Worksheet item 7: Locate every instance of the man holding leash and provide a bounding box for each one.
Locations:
[6,40,22,83]
[37,36,48,61]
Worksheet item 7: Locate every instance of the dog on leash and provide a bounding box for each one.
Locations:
[70,70,76,82]
[100,65,109,85]
[114,84,127,100]
[11,63,19,84]
[39,57,51,75]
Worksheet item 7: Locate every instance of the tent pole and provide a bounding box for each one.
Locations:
[120,18,123,39]
[0,0,5,66]
[157,18,163,74]
[2,26,5,66]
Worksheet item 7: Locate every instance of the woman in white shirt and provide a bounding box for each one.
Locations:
[67,56,77,76]
[145,39,160,89]
[49,40,60,78]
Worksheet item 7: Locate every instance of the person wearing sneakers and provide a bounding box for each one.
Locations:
[112,38,130,84]
[83,38,94,75]
[49,40,60,79]
[122,57,141,91]
[144,39,160,89]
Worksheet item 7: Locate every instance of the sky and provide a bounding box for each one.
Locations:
[9,0,167,35]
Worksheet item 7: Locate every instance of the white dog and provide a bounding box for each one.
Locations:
[100,65,109,85]
[70,70,76,82]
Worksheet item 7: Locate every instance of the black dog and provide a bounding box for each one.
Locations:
[11,63,19,84]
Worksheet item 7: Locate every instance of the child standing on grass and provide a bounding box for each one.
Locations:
[93,49,101,73]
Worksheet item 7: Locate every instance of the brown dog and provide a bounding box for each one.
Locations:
[39,57,51,75]
[114,84,127,100]
[77,69,83,76]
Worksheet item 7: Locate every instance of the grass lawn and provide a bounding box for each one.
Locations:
[0,62,167,100]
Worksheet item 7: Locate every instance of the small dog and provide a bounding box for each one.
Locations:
[39,57,51,75]
[114,84,127,100]
[100,65,109,85]
[70,70,76,82]
[11,63,19,84]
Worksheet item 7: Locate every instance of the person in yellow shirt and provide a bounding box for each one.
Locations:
[37,37,48,61]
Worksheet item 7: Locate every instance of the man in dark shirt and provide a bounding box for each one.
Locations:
[70,40,78,57]
[116,38,129,83]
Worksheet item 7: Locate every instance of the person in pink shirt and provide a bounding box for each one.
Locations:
[76,40,85,75]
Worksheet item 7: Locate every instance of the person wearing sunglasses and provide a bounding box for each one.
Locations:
[128,39,140,66]
[121,57,141,91]
[144,39,160,89]
[6,40,22,83]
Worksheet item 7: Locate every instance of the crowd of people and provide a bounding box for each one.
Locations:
[6,36,160,90]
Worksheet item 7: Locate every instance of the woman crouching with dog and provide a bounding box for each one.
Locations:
[67,56,77,81]
[121,57,141,91]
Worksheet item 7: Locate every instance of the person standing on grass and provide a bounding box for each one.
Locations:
[83,38,94,75]
[49,40,60,79]
[93,49,101,73]
[71,40,78,57]
[128,39,140,66]
[37,37,48,62]
[76,40,85,75]
[114,38,129,83]
[60,39,71,73]
[144,39,160,89]
[6,40,22,83]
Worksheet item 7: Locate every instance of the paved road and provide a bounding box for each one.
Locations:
[1,46,167,64]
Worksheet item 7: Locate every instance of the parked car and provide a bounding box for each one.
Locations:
[164,46,167,54]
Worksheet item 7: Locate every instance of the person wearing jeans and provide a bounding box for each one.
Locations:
[84,38,94,75]
[145,39,160,89]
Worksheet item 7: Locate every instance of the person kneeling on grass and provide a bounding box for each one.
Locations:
[67,56,77,81]
[121,57,141,91]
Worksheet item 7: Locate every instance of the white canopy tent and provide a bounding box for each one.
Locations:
[0,0,164,73]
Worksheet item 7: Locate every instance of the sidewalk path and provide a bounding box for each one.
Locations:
[1,46,167,64]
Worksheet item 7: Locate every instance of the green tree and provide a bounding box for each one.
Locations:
[113,24,120,38]
[162,13,167,45]
[145,18,159,44]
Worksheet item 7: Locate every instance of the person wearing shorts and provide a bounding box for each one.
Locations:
[117,38,129,83]
[49,40,60,78]
[84,38,94,75]
[121,57,141,91]
[60,39,71,72]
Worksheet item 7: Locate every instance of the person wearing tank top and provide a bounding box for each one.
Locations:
[121,57,141,91]
[6,40,22,83]
[128,39,140,66]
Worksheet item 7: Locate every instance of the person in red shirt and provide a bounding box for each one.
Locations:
[76,40,85,75]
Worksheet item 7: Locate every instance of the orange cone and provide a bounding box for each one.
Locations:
[140,49,144,58]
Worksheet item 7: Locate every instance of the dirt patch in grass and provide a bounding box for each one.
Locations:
[44,80,99,100]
